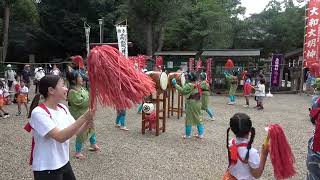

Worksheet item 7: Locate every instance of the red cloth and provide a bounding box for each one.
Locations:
[243,83,252,96]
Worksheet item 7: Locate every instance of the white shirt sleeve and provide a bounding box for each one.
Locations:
[248,148,260,169]
[30,110,56,137]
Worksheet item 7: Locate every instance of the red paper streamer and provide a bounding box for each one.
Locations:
[87,45,156,110]
[268,124,296,180]
[225,59,234,69]
[189,58,195,72]
[196,58,202,71]
[71,55,84,69]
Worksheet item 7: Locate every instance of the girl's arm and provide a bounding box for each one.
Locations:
[47,110,93,143]
[250,143,269,178]
[76,120,93,136]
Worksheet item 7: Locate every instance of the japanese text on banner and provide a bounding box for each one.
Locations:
[304,0,320,67]
[116,25,128,59]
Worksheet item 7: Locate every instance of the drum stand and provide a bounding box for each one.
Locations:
[142,90,167,136]
[167,88,184,119]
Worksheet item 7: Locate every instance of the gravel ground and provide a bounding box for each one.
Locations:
[0,88,313,180]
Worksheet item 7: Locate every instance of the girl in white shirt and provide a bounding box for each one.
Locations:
[254,79,266,111]
[26,75,94,180]
[223,113,269,180]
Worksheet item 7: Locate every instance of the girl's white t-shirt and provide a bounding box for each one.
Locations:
[30,104,75,171]
[229,138,260,180]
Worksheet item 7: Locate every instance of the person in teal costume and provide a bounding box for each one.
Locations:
[67,70,99,159]
[172,72,204,139]
[224,71,239,105]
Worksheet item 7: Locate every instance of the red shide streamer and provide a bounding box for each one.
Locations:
[71,55,84,69]
[196,58,202,71]
[268,124,296,180]
[189,58,195,72]
[88,45,156,110]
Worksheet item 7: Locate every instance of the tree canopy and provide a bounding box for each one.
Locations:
[0,0,306,62]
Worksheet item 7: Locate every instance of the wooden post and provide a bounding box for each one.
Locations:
[156,91,160,136]
[142,110,146,134]
[180,94,184,117]
[167,90,170,118]
[171,88,174,116]
[162,91,166,132]
[177,90,180,119]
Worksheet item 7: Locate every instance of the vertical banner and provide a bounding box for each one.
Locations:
[271,54,283,87]
[116,25,128,58]
[189,58,195,72]
[304,0,320,67]
[196,58,202,71]
[206,58,212,84]
[85,27,90,57]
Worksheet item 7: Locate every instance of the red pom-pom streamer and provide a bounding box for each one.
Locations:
[310,62,320,77]
[267,124,296,179]
[71,55,84,69]
[225,59,234,69]
[87,45,156,110]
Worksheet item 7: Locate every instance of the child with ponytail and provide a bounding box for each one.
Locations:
[223,113,269,180]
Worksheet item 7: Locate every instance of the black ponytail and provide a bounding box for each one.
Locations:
[227,127,231,167]
[245,127,255,161]
[28,94,41,118]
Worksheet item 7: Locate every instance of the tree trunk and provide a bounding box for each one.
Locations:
[2,1,10,63]
[156,26,165,52]
[146,20,153,56]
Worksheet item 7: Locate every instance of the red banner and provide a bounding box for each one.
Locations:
[304,0,320,67]
[189,58,195,72]
[196,58,202,71]
[206,58,212,84]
